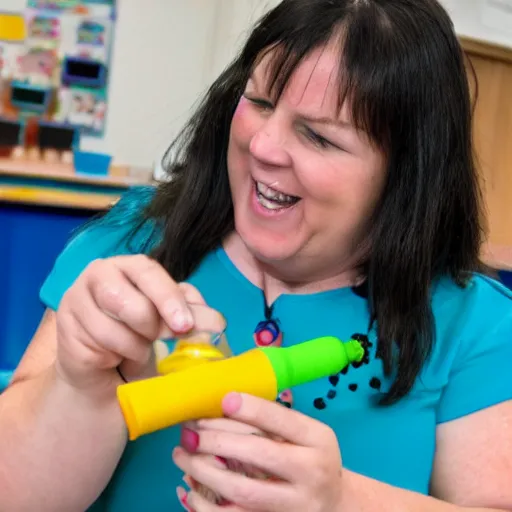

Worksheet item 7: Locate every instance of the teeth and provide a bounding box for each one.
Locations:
[258,194,286,210]
[256,182,297,204]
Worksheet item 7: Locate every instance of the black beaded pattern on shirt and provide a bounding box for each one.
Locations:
[313,333,383,410]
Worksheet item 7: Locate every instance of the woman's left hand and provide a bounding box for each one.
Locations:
[172,392,344,512]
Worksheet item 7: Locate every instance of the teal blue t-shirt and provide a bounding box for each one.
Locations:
[39,189,512,511]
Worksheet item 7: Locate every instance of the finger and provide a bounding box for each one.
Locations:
[85,262,161,340]
[156,305,226,341]
[177,486,194,512]
[179,454,236,506]
[56,310,122,372]
[112,255,195,332]
[186,426,300,481]
[187,490,246,512]
[196,418,265,436]
[222,393,336,448]
[119,348,157,381]
[181,454,229,505]
[70,291,153,365]
[179,282,207,305]
[157,304,226,341]
[154,339,170,360]
[85,257,224,339]
[113,257,224,336]
[173,447,295,512]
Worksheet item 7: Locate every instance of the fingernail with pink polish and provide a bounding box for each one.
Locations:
[219,497,233,507]
[180,427,200,453]
[177,487,193,512]
[215,456,228,468]
[222,392,242,415]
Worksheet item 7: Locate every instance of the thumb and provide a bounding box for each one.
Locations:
[118,346,157,382]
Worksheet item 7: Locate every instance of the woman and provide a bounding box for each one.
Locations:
[1,0,511,511]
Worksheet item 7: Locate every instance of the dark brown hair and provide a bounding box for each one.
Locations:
[140,0,484,403]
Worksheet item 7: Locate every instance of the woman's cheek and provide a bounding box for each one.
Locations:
[233,96,248,119]
[231,98,262,143]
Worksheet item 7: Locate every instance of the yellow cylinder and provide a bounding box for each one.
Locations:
[117,349,277,441]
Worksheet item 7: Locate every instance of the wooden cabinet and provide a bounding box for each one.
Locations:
[461,38,512,268]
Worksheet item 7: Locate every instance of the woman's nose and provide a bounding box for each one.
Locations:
[249,119,292,168]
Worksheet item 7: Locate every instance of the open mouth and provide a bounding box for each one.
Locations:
[254,181,301,211]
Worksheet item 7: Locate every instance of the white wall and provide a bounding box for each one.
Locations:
[441,0,512,49]
[2,0,511,168]
[222,1,512,53]
[210,0,280,78]
[1,0,25,11]
[84,0,218,168]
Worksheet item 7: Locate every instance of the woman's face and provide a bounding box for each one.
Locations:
[227,43,386,278]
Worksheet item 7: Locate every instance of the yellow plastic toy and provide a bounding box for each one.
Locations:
[117,336,364,441]
[156,332,231,374]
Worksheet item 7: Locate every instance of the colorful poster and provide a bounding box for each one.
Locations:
[77,19,106,46]
[0,42,24,80]
[58,86,107,134]
[13,45,59,86]
[27,0,80,11]
[0,1,114,138]
[73,18,110,62]
[28,14,61,40]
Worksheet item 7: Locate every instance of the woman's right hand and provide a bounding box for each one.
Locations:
[55,254,226,395]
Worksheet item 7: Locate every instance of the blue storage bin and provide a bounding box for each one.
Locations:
[73,150,112,176]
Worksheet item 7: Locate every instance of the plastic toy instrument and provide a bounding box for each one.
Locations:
[117,336,365,440]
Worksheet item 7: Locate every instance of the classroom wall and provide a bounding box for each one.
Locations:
[2,0,221,169]
[225,1,512,50]
[87,0,512,166]
[210,0,280,77]
[3,0,511,169]
[85,0,218,169]
[95,0,281,169]
[441,0,512,49]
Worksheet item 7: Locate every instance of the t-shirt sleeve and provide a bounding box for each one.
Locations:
[436,278,512,424]
[40,186,159,311]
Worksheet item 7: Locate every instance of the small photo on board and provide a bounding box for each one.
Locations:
[74,19,110,62]
[0,43,25,81]
[13,45,59,87]
[3,1,115,139]
[57,86,106,135]
[27,0,80,10]
[27,13,61,41]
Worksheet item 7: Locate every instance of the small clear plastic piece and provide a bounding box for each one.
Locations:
[154,330,232,375]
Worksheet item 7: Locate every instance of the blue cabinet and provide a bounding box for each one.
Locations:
[499,270,512,291]
[0,203,94,389]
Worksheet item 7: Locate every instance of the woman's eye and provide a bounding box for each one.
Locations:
[304,127,333,149]
[244,95,274,111]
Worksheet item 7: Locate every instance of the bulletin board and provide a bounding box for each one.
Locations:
[0,0,115,152]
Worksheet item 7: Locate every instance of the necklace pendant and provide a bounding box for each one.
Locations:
[277,389,293,408]
[253,319,283,347]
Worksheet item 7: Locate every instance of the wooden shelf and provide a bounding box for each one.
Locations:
[460,37,512,65]
[0,159,152,188]
[0,158,155,210]
[0,185,120,211]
